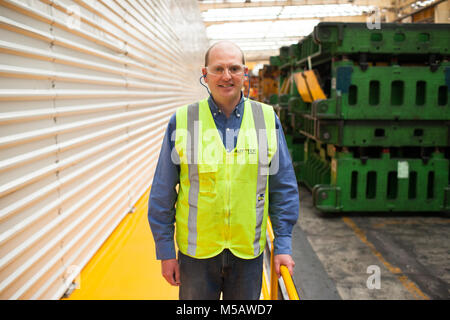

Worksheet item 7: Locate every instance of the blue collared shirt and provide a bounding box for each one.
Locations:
[148,95,299,260]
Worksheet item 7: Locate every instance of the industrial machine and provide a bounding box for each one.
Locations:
[265,22,450,212]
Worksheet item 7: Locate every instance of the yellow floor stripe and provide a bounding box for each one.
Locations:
[342,217,429,300]
[64,188,178,300]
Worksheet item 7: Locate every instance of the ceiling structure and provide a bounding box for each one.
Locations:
[197,0,442,67]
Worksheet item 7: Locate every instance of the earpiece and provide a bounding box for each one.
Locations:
[199,74,212,96]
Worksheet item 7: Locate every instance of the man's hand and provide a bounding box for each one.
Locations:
[161,259,180,286]
[274,254,295,278]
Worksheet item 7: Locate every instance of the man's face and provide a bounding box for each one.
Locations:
[202,44,248,103]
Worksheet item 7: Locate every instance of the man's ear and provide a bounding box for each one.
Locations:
[201,67,208,81]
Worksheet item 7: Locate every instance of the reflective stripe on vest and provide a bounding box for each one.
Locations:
[175,98,277,259]
[250,100,269,256]
[187,102,199,256]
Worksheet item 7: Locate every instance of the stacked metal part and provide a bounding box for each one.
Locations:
[268,22,450,213]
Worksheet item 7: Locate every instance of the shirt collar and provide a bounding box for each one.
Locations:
[208,92,245,118]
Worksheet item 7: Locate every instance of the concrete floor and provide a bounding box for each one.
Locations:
[291,185,450,300]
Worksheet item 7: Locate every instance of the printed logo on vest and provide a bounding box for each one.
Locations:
[236,148,257,155]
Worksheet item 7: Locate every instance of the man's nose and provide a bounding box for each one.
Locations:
[222,68,232,79]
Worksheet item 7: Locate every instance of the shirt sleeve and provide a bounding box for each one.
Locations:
[147,113,179,260]
[268,112,300,256]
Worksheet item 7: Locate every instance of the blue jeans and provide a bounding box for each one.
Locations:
[178,249,263,300]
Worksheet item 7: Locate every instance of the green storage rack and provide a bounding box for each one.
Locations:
[313,61,450,120]
[312,147,450,212]
[268,22,450,213]
[296,22,450,66]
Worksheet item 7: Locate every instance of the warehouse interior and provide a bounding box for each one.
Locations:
[0,0,449,300]
[200,1,449,62]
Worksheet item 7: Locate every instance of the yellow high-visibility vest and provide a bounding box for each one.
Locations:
[174,98,277,259]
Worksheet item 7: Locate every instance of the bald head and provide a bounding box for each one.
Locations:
[204,41,245,67]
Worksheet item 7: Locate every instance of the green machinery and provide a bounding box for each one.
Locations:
[269,22,450,212]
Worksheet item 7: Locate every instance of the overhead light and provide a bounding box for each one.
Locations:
[202,4,374,21]
[410,0,436,8]
[200,0,288,3]
[206,19,320,38]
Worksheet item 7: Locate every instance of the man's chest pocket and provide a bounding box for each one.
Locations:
[198,164,217,194]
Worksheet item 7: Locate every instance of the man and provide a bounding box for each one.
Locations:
[148,41,299,300]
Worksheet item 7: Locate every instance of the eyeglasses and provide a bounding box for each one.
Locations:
[206,64,246,76]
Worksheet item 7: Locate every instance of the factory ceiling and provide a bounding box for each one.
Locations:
[197,0,441,65]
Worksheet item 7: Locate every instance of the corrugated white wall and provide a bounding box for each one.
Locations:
[0,0,208,299]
